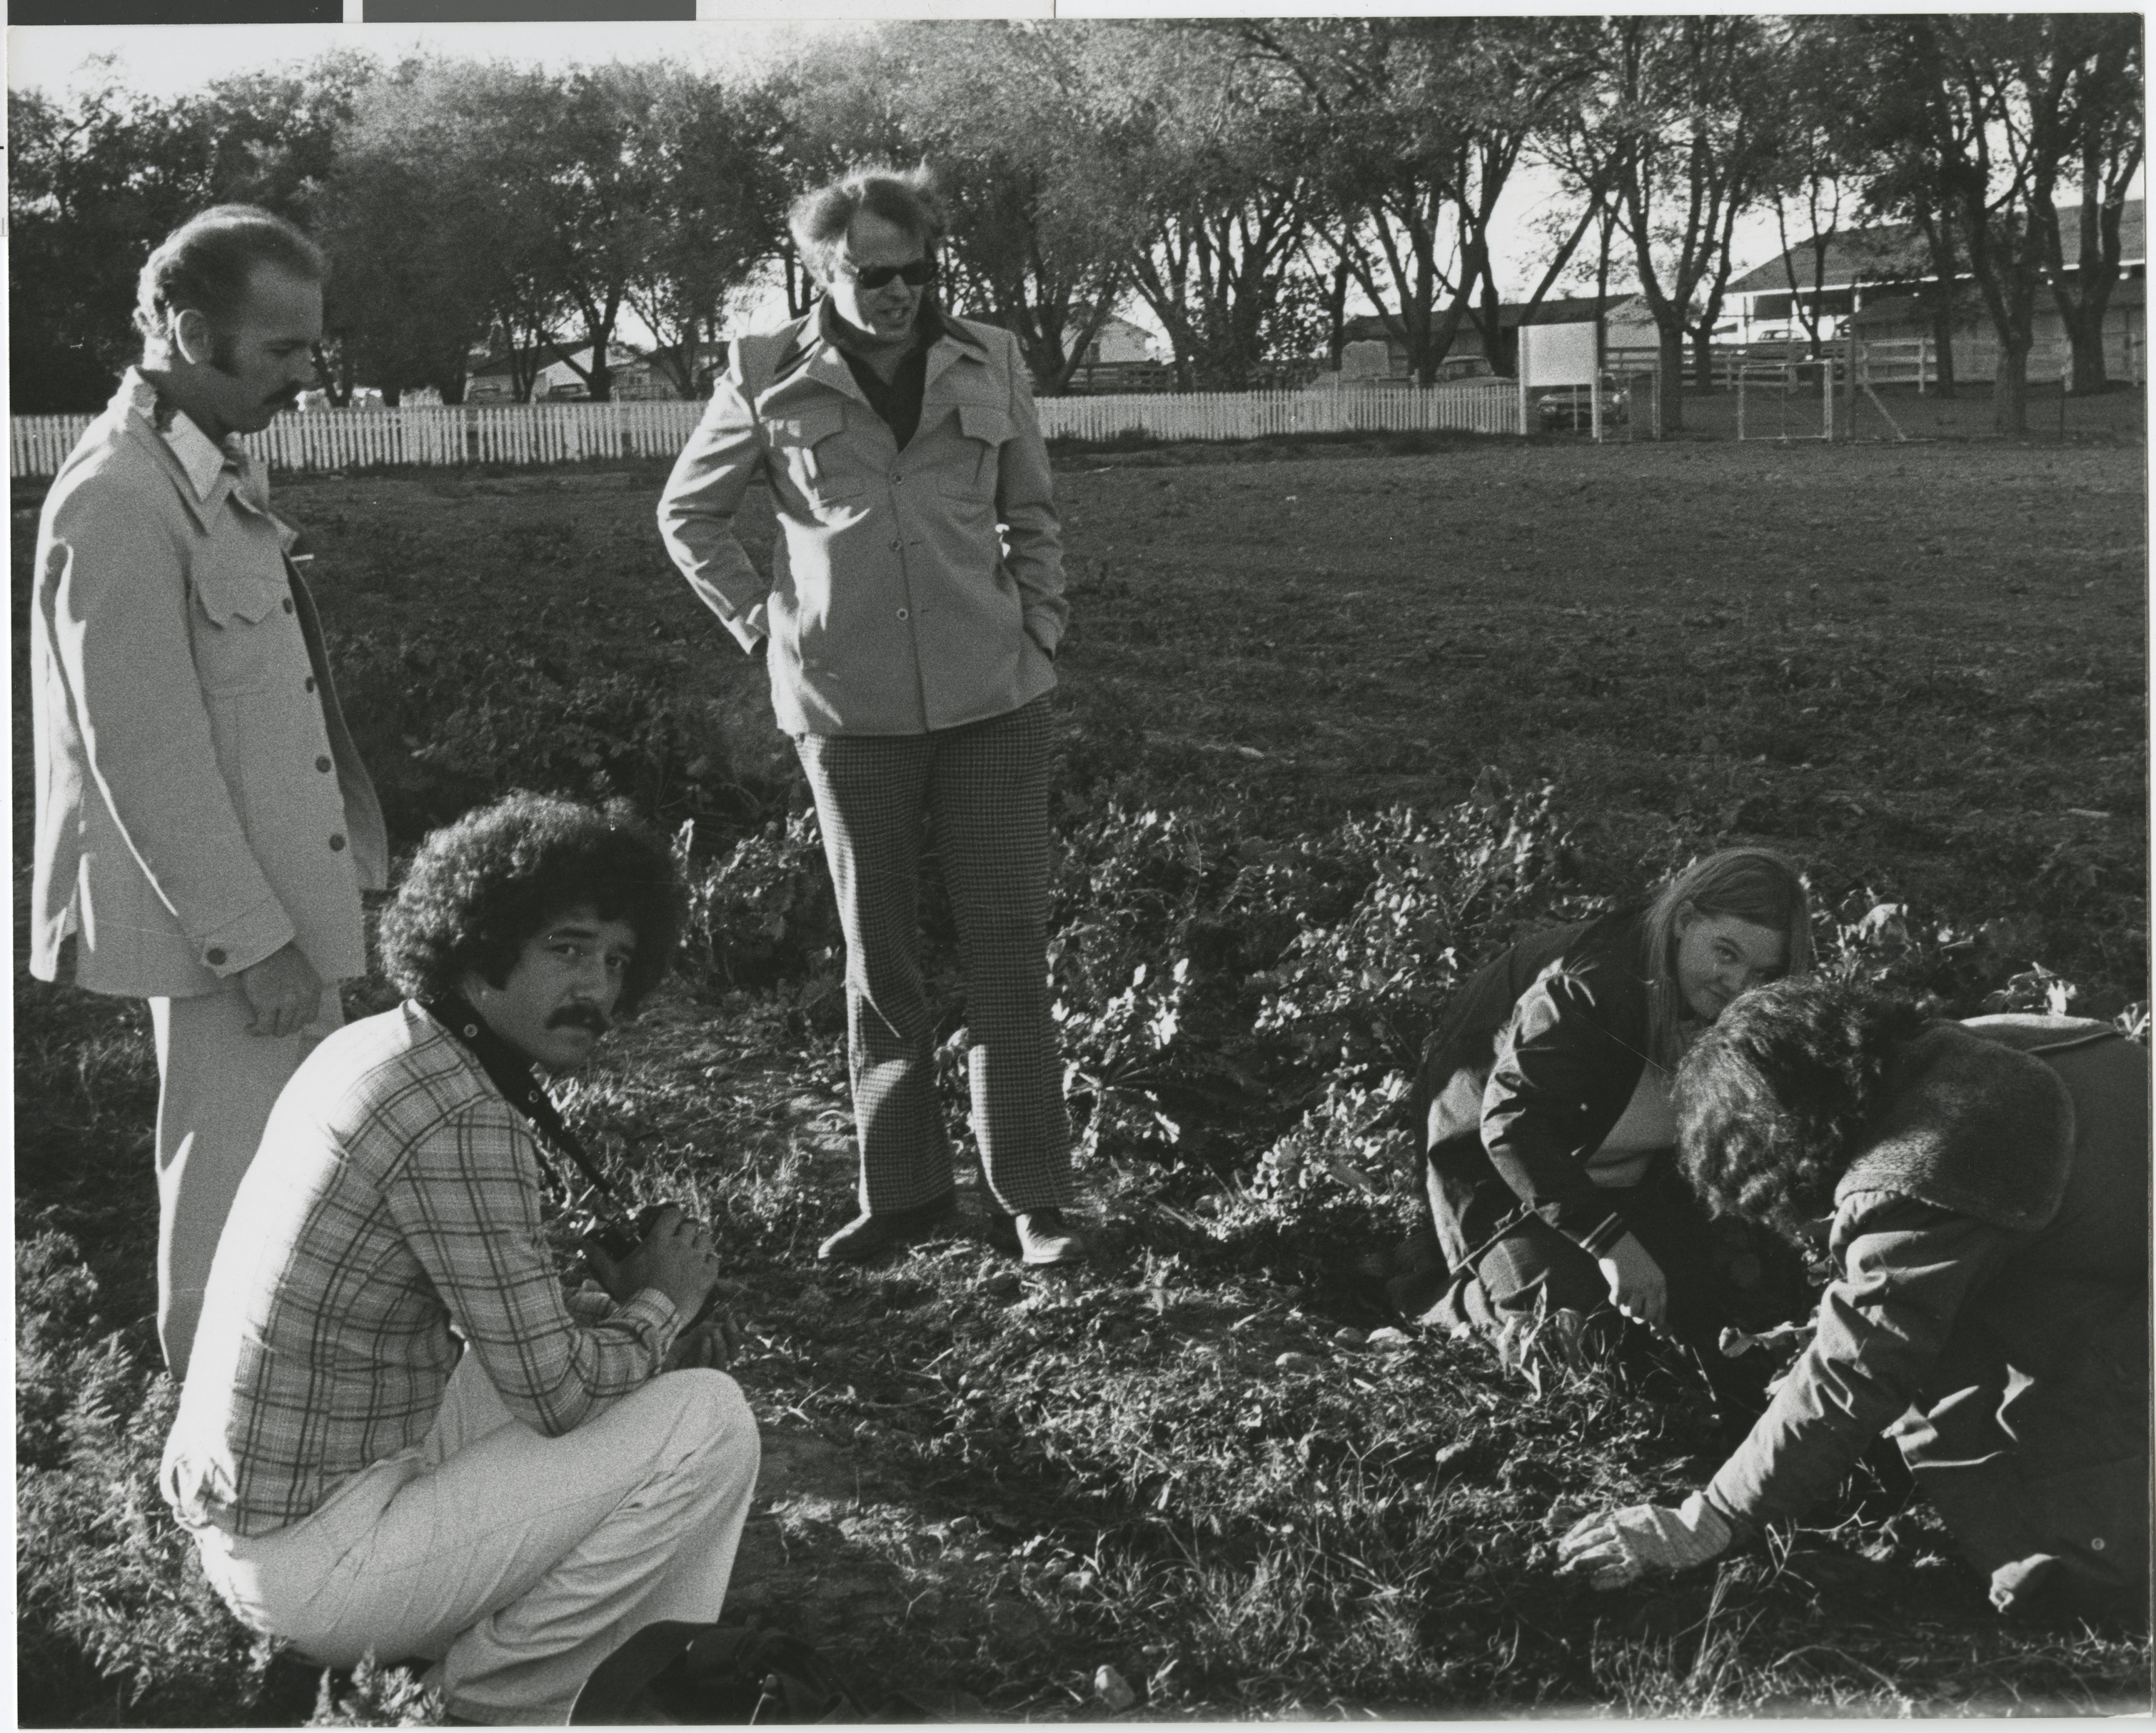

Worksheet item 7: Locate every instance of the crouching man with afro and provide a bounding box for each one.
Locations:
[1559,978,2148,1624]
[160,793,762,1722]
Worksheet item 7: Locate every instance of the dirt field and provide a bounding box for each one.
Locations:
[13,428,2150,1724]
[1049,434,2147,990]
[206,428,2145,998]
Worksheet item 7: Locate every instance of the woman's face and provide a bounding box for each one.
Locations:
[1673,906,1788,1021]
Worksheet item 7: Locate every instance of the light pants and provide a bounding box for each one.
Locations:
[151,983,343,1382]
[191,1351,762,1724]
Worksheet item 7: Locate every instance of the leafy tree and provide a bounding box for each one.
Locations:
[10,75,200,409]
[500,65,653,403]
[621,66,790,399]
[191,51,374,214]
[1841,16,2141,431]
[1241,17,1596,383]
[1574,16,1782,430]
[1105,26,1315,389]
[9,54,383,413]
[2033,17,2143,395]
[1803,13,1970,399]
[1755,21,1868,369]
[312,57,560,404]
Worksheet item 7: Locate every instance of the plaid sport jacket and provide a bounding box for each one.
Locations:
[160,1001,680,1538]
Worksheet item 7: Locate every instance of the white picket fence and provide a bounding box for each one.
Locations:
[1036,381,1523,441]
[10,382,1523,481]
[9,399,709,480]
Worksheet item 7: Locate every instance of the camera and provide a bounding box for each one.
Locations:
[579,1203,723,1328]
[583,1201,685,1266]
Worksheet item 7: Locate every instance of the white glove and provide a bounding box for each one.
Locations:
[1557,1492,1733,1589]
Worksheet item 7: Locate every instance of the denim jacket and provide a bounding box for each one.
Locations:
[657,303,1067,737]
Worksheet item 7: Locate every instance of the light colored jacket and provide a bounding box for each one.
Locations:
[656,303,1067,736]
[29,371,386,1000]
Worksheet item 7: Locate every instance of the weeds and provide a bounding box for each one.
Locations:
[14,446,2149,1721]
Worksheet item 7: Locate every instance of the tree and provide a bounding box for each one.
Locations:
[2035,17,2143,394]
[621,66,790,399]
[1576,16,1782,431]
[9,49,388,412]
[1757,22,1862,368]
[313,57,560,405]
[8,71,210,410]
[191,50,374,214]
[1843,16,2140,431]
[510,65,667,403]
[1102,26,1315,389]
[1243,17,1596,383]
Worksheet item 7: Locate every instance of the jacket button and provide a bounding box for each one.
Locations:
[890,473,902,485]
[328,833,347,851]
[2092,1537,2107,1551]
[316,755,333,773]
[896,608,909,621]
[282,596,296,613]
[888,539,902,551]
[205,948,226,966]
[304,675,317,692]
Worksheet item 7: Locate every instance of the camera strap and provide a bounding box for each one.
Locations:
[423,993,629,1222]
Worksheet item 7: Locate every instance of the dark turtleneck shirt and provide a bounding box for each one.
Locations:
[823,298,938,449]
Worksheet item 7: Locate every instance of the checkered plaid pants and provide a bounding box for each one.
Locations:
[793,695,1072,1217]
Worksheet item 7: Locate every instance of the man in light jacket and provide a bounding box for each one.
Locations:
[29,205,386,1377]
[658,166,1082,1267]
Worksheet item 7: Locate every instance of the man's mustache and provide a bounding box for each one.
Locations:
[546,1005,610,1035]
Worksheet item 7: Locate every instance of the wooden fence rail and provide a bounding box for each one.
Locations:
[11,383,1524,481]
[1604,332,2140,392]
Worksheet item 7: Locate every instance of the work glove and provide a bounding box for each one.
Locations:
[1557,1492,1733,1589]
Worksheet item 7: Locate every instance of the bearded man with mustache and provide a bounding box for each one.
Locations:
[159,793,762,1724]
[27,204,386,1381]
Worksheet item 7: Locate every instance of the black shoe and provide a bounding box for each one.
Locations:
[570,1619,705,1724]
[817,1193,959,1263]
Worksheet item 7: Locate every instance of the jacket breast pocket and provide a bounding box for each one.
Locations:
[767,406,862,511]
[191,566,296,696]
[942,404,1013,503]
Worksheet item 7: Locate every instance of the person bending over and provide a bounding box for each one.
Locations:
[160,793,759,1724]
[1562,979,2149,1622]
[1401,847,1814,1415]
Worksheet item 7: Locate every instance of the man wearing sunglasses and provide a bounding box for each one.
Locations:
[659,168,1083,1269]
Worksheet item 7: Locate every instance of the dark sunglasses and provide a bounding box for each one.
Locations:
[850,256,937,290]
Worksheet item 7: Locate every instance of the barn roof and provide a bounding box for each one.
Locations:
[1729,199,2146,294]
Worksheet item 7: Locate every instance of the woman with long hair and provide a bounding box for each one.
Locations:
[1399,848,1814,1415]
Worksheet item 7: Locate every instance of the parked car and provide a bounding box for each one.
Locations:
[1434,355,1496,383]
[1536,378,1631,431]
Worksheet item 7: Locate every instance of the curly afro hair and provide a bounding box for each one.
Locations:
[1675,978,1928,1245]
[378,793,685,1015]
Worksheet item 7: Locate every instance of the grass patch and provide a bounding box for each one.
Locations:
[14,433,2148,1722]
